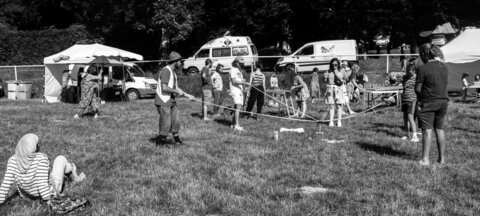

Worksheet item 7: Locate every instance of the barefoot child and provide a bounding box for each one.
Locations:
[291,72,310,118]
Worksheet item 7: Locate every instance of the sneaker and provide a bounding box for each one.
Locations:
[203,117,212,121]
[337,122,342,127]
[174,136,185,145]
[94,114,99,119]
[401,136,408,140]
[349,111,356,115]
[329,122,334,127]
[233,125,245,131]
[411,137,420,142]
[73,114,79,119]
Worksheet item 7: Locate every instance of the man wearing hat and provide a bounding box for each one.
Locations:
[229,56,250,131]
[155,51,194,146]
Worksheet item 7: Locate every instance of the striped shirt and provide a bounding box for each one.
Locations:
[0,153,55,204]
[250,70,265,87]
[402,74,417,102]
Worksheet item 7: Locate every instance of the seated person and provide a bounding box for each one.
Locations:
[0,134,86,205]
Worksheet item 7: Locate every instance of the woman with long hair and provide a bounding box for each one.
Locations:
[324,58,346,127]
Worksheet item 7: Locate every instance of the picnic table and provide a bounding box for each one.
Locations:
[265,89,296,117]
[362,86,403,108]
[468,85,480,101]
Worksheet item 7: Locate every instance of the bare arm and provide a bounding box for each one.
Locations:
[0,160,15,204]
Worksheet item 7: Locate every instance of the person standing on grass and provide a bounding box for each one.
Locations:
[324,58,346,127]
[401,58,420,142]
[155,51,195,146]
[291,69,310,118]
[341,60,356,115]
[310,67,321,103]
[211,64,224,118]
[74,66,101,119]
[229,56,250,131]
[201,59,214,120]
[461,72,470,103]
[245,62,266,120]
[416,43,449,166]
[0,134,86,205]
[351,63,367,103]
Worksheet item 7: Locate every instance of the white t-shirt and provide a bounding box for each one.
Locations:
[211,72,223,91]
[229,67,244,94]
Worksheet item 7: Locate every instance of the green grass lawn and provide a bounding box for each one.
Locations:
[0,97,479,215]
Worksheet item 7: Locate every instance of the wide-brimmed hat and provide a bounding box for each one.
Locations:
[234,56,244,63]
[168,51,183,64]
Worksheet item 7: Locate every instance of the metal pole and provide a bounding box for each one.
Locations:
[14,66,18,81]
[386,54,390,74]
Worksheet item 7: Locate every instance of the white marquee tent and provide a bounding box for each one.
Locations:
[43,44,143,103]
[441,28,480,91]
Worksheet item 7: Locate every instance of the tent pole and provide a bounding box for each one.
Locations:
[14,66,18,81]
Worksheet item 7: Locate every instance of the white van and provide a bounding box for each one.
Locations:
[71,62,157,101]
[183,36,258,73]
[275,40,358,73]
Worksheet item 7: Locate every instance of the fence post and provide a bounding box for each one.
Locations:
[14,66,18,81]
[386,54,389,74]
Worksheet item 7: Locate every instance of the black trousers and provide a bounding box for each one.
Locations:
[246,86,265,114]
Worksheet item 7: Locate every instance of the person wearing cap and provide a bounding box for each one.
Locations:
[155,51,194,146]
[229,56,250,131]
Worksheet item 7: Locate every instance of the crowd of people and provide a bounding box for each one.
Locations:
[0,43,451,212]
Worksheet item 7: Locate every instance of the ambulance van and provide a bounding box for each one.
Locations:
[182,36,258,74]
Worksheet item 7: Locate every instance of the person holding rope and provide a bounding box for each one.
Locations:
[416,43,449,166]
[324,58,346,127]
[200,59,214,120]
[155,51,195,146]
[245,62,265,120]
[229,56,250,131]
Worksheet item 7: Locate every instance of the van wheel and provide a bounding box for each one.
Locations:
[187,67,199,75]
[285,64,295,72]
[126,89,140,101]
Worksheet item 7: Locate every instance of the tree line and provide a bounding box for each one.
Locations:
[1,0,479,64]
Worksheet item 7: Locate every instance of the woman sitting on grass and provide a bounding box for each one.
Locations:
[290,69,310,118]
[74,66,102,119]
[0,134,86,205]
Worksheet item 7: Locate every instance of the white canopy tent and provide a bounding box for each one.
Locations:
[43,44,143,103]
[441,28,480,91]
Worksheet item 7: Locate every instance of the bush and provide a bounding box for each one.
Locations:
[0,25,102,65]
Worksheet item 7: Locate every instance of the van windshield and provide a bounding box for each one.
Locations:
[127,65,146,78]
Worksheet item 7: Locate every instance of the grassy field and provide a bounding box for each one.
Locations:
[0,95,479,215]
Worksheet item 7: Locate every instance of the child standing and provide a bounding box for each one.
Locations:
[245,63,266,120]
[401,58,419,142]
[310,68,321,103]
[291,72,310,118]
[211,64,224,118]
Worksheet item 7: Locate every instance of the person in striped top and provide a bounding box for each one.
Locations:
[245,62,266,120]
[402,58,419,142]
[0,134,86,204]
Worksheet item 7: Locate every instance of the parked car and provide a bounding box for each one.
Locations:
[182,36,258,74]
[275,40,358,73]
[258,47,289,72]
[374,34,390,49]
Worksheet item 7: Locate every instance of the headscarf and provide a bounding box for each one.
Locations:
[15,133,39,174]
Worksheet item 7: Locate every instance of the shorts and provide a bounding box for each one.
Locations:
[230,90,244,105]
[202,89,213,103]
[417,100,448,129]
[401,100,416,114]
[325,85,344,105]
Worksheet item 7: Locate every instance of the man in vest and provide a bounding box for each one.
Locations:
[155,51,194,147]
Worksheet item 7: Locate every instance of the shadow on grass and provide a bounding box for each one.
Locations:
[361,128,399,138]
[355,141,414,159]
[372,122,404,130]
[452,127,480,134]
